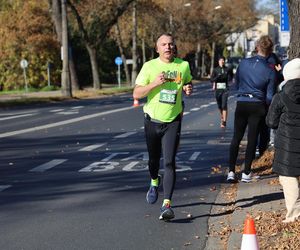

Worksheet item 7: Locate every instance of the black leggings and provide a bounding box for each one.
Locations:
[144,115,181,200]
[229,102,267,174]
[215,90,228,110]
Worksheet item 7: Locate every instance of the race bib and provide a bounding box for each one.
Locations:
[216,82,226,89]
[159,89,177,104]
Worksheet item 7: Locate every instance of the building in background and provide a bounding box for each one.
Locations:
[226,15,280,58]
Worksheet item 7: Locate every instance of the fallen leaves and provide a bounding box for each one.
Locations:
[211,165,222,174]
[252,210,300,249]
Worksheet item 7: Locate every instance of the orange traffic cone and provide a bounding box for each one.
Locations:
[133,99,139,107]
[241,217,259,250]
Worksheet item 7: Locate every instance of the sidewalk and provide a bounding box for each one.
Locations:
[205,151,287,250]
[227,174,284,249]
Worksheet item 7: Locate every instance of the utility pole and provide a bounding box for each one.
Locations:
[131,0,137,86]
[61,0,72,97]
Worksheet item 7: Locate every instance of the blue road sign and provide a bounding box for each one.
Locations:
[280,0,289,32]
[115,57,123,66]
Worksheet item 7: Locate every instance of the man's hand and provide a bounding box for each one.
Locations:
[133,72,166,99]
[212,82,216,90]
[153,72,166,86]
[183,83,193,96]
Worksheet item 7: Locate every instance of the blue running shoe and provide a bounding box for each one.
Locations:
[159,203,175,221]
[146,175,161,204]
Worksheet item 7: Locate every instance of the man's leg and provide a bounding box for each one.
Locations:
[159,119,181,220]
[144,118,161,180]
[221,91,228,125]
[161,120,181,201]
[144,118,162,204]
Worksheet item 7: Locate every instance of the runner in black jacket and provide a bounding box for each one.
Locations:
[211,56,231,128]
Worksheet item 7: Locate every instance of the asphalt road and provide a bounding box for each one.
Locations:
[0,82,236,250]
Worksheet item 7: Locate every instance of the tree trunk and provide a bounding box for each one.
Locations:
[201,51,206,78]
[86,44,101,89]
[287,0,300,59]
[195,42,201,79]
[50,0,79,91]
[210,41,216,76]
[142,38,146,64]
[150,32,154,59]
[131,1,137,86]
[115,23,130,85]
[61,0,72,97]
[50,0,62,41]
[69,51,79,90]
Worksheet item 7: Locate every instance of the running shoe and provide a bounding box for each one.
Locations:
[226,171,236,182]
[159,203,175,221]
[146,175,161,204]
[241,172,252,183]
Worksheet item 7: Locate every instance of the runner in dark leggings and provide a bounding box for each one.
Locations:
[211,56,231,128]
[227,35,276,183]
[229,102,267,175]
[144,114,181,201]
[133,34,193,220]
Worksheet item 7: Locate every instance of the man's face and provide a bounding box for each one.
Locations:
[156,35,174,61]
[218,58,225,67]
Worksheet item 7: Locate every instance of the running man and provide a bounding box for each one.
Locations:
[211,56,231,128]
[133,33,193,220]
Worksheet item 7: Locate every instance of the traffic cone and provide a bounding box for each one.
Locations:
[133,99,139,107]
[241,217,259,250]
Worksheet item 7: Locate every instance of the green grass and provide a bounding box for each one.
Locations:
[0,86,134,108]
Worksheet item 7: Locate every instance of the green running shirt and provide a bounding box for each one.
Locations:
[135,57,192,122]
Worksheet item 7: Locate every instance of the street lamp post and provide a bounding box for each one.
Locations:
[61,0,72,97]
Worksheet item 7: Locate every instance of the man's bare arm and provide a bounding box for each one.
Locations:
[133,73,165,99]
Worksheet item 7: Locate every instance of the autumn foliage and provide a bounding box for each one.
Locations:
[0,0,60,90]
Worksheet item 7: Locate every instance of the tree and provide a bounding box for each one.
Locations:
[287,0,300,59]
[114,22,131,84]
[0,0,61,90]
[48,0,79,91]
[67,0,134,89]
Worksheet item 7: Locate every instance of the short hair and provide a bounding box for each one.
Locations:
[256,35,273,55]
[154,33,175,51]
[155,33,174,43]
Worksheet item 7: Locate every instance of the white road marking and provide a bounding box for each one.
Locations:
[79,161,119,172]
[190,108,200,111]
[50,109,64,112]
[57,111,79,115]
[71,106,84,109]
[30,159,67,172]
[79,143,106,151]
[0,106,136,138]
[123,161,147,171]
[209,101,217,105]
[183,112,190,115]
[101,152,129,161]
[122,152,148,161]
[189,152,201,161]
[0,113,36,121]
[114,132,137,138]
[200,104,209,108]
[0,185,12,192]
[207,140,231,145]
